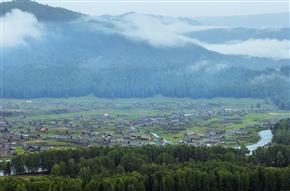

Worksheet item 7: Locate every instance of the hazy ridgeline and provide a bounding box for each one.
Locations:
[1,1,290,109]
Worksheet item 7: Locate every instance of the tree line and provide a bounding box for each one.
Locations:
[1,143,290,191]
[272,118,290,145]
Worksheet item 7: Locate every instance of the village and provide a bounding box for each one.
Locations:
[0,97,289,158]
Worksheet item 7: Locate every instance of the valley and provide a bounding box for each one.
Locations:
[1,96,288,159]
[0,1,289,190]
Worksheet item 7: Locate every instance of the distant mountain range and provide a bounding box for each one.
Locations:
[194,12,290,28]
[1,1,289,109]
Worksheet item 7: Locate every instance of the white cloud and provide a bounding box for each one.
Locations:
[96,13,218,47]
[94,13,289,59]
[195,39,290,59]
[1,9,43,47]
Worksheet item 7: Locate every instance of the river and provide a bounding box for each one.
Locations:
[246,129,273,154]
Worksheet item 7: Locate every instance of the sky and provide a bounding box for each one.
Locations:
[35,0,289,17]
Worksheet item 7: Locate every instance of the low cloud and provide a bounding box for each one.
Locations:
[250,73,289,86]
[94,13,289,59]
[1,9,43,47]
[195,39,290,59]
[95,13,218,47]
[187,60,229,73]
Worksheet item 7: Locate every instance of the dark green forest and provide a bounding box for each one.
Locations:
[272,118,290,145]
[1,118,289,191]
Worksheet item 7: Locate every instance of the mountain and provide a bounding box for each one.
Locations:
[101,11,201,25]
[186,28,290,43]
[0,0,84,21]
[1,1,289,109]
[194,12,290,28]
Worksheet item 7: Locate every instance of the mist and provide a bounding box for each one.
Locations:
[93,13,290,59]
[1,9,43,47]
[195,39,290,59]
[187,60,229,73]
[95,13,219,47]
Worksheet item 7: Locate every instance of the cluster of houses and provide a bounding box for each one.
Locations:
[128,112,195,130]
[183,128,226,146]
[182,119,277,146]
[0,118,16,155]
[0,101,280,157]
[246,120,277,129]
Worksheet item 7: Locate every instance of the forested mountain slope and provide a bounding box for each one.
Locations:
[1,1,289,109]
[0,0,83,21]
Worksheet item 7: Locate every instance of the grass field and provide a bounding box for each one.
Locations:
[3,96,277,119]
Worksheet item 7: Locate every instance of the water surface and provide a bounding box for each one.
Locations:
[247,129,273,154]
